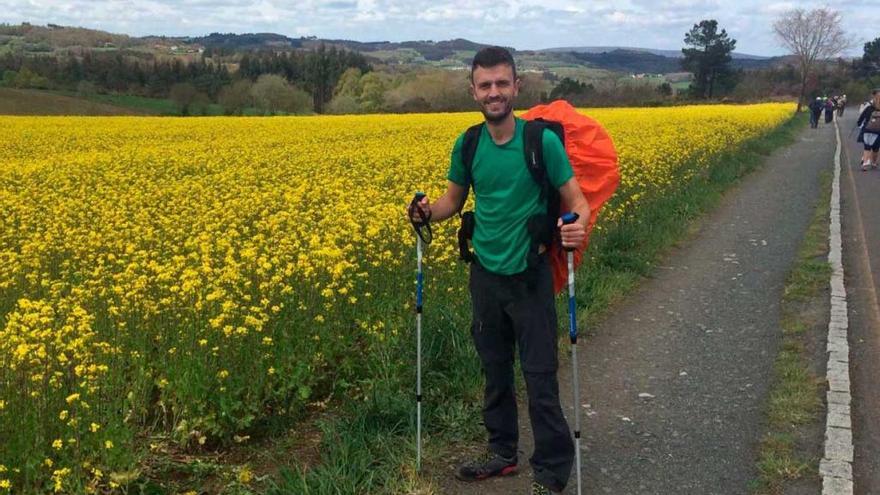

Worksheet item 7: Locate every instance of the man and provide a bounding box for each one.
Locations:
[409,46,590,495]
[856,89,880,171]
[808,97,823,129]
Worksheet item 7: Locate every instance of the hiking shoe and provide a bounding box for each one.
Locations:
[454,450,517,481]
[529,480,562,494]
[862,162,870,171]
[872,162,878,170]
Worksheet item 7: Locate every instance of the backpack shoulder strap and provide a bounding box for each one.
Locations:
[461,123,483,186]
[457,123,483,214]
[523,119,564,202]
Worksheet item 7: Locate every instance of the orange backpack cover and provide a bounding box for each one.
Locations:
[521,100,620,294]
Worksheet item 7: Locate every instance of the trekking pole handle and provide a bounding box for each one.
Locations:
[410,192,429,223]
[561,212,580,252]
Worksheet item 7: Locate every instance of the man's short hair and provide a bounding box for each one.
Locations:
[470,46,517,82]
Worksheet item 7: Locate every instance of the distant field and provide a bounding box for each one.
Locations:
[0,88,235,116]
[0,88,145,115]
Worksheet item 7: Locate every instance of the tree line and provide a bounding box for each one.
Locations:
[0,45,371,114]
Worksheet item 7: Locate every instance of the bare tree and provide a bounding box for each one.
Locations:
[773,8,852,111]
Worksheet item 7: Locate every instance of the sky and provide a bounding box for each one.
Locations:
[0,0,870,57]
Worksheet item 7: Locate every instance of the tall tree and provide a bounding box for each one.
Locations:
[681,20,737,98]
[856,37,880,83]
[773,8,851,111]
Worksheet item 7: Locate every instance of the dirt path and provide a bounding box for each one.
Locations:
[431,119,836,494]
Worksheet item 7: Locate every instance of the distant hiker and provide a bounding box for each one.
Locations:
[408,46,589,495]
[837,94,847,117]
[825,97,835,124]
[809,97,823,129]
[856,89,880,171]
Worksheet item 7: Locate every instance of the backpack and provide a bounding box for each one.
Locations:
[865,108,880,133]
[457,100,620,294]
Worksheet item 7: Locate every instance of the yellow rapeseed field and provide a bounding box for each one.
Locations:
[0,103,794,492]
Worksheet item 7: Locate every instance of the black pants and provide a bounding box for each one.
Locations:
[469,258,574,491]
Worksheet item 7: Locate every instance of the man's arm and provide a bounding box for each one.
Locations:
[410,181,467,224]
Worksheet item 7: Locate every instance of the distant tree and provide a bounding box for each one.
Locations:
[249,74,311,114]
[218,79,253,115]
[856,37,880,83]
[277,84,312,114]
[656,82,673,97]
[334,67,363,98]
[1,70,16,87]
[169,82,200,115]
[326,94,363,114]
[385,70,471,112]
[549,77,594,101]
[517,73,551,107]
[250,74,289,114]
[773,8,851,111]
[357,71,387,111]
[681,19,737,98]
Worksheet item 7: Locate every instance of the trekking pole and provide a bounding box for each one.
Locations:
[408,192,432,472]
[561,211,584,495]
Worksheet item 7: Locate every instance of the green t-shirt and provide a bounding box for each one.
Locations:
[447,118,574,275]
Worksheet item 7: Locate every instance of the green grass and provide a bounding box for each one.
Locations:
[751,170,831,494]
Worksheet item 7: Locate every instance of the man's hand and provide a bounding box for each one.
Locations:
[408,196,431,224]
[558,217,586,249]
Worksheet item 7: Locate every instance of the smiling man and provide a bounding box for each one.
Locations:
[408,46,589,495]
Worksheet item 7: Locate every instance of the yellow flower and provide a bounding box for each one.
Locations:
[89,423,100,433]
[51,439,63,450]
[237,466,253,484]
[104,440,113,449]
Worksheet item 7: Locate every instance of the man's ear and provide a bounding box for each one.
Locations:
[514,77,522,96]
[469,82,477,101]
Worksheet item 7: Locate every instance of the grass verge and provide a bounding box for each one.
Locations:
[751,169,832,494]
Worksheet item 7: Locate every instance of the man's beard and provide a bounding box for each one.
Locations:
[480,97,514,123]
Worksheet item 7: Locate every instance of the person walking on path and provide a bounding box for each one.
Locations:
[825,97,835,124]
[856,89,880,171]
[408,46,591,495]
[838,94,847,117]
[809,97,823,129]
